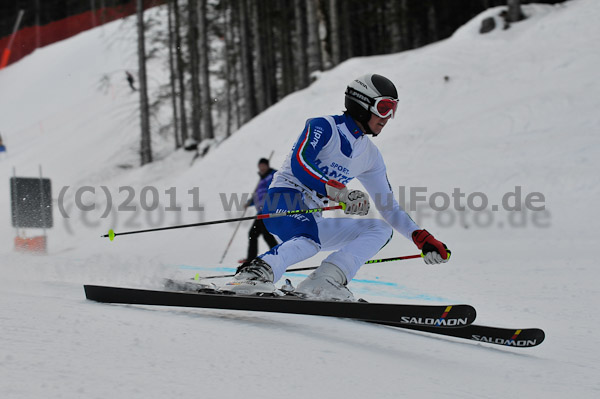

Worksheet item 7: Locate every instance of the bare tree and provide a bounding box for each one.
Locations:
[167,0,180,149]
[329,0,340,65]
[427,0,438,42]
[294,0,309,89]
[198,0,214,139]
[222,1,234,137]
[400,0,410,49]
[305,0,322,78]
[340,1,352,61]
[316,0,331,70]
[278,1,295,96]
[238,0,257,121]
[188,0,202,143]
[251,1,266,113]
[389,1,403,52]
[263,3,278,106]
[136,0,152,165]
[229,2,242,130]
[173,0,189,146]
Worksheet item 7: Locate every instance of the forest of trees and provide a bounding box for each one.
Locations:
[132,0,566,165]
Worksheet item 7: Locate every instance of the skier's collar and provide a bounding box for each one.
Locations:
[344,114,364,138]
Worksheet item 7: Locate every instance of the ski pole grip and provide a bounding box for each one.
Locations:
[420,249,452,259]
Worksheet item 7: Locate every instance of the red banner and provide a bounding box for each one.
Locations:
[0,1,163,69]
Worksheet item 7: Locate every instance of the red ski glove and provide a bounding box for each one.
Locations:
[412,229,451,265]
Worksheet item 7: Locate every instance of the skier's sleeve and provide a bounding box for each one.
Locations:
[357,151,420,240]
[266,170,276,186]
[290,118,333,195]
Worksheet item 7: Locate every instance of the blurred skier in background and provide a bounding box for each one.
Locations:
[239,158,279,266]
[125,71,136,91]
[0,132,6,157]
[224,74,450,301]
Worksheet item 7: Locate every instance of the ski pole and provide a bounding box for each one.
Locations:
[218,206,248,263]
[102,205,343,241]
[194,254,423,280]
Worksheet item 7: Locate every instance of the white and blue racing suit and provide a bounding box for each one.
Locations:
[260,113,420,282]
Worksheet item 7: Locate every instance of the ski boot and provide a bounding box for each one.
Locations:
[295,262,356,302]
[221,257,277,296]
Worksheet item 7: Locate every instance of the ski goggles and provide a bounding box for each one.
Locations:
[346,87,399,119]
[370,97,398,119]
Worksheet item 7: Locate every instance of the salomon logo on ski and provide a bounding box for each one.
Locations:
[400,316,469,327]
[471,335,539,347]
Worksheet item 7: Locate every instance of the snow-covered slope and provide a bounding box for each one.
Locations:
[1,1,599,398]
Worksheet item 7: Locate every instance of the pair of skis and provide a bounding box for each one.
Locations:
[83,282,544,348]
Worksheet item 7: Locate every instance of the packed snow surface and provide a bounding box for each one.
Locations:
[1,1,599,398]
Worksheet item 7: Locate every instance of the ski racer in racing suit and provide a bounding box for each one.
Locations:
[225,74,450,300]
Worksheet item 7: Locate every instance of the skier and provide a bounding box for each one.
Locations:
[240,158,279,266]
[0,132,6,156]
[125,71,136,91]
[224,74,450,300]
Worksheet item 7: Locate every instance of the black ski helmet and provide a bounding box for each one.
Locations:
[344,74,398,134]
